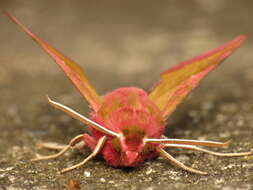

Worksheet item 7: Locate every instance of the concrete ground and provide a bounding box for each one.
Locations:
[0,1,253,189]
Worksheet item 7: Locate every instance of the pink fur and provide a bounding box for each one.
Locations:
[84,88,164,166]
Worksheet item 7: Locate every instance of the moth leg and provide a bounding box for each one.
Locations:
[31,134,83,161]
[60,136,107,173]
[156,147,207,175]
[37,142,68,150]
[37,140,86,151]
[164,144,253,157]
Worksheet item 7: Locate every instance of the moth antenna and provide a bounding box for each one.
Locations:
[164,144,253,157]
[156,147,207,175]
[145,138,230,147]
[47,96,120,137]
[60,136,107,173]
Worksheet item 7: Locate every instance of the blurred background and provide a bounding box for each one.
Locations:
[1,0,252,96]
[1,1,253,189]
[1,0,253,148]
[1,0,253,138]
[1,0,253,126]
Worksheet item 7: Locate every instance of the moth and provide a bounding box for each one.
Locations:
[6,12,252,175]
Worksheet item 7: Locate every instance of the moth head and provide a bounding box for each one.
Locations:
[114,125,145,166]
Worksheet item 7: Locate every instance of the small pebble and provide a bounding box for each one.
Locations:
[8,175,16,183]
[146,168,153,175]
[84,171,91,177]
[6,166,14,171]
[100,178,106,182]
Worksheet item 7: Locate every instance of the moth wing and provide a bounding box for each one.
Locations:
[5,12,102,111]
[149,35,246,118]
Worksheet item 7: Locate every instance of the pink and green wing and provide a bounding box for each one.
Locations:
[5,12,102,111]
[149,35,246,118]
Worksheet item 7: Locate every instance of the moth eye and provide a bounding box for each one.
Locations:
[142,143,155,154]
[122,126,145,139]
[112,138,121,153]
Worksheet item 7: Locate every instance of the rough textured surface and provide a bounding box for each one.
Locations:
[0,0,253,189]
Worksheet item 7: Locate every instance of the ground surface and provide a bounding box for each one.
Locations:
[0,1,253,189]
